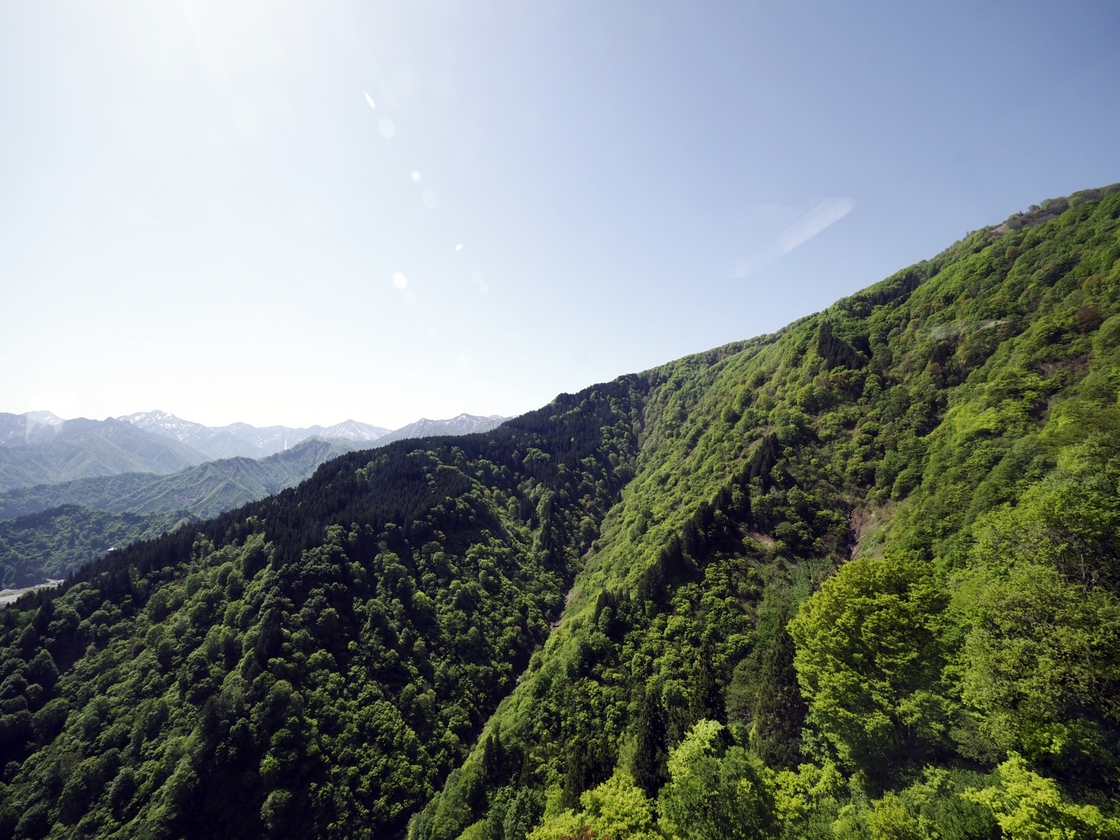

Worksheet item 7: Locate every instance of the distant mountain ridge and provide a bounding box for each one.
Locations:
[0,436,360,522]
[0,413,511,584]
[0,410,511,493]
[118,410,508,458]
[372,413,507,446]
[0,414,208,492]
[117,410,391,460]
[0,411,65,447]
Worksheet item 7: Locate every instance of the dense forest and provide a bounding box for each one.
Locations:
[1,186,1119,839]
[0,507,193,590]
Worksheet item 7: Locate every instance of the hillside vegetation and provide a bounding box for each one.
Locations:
[1,186,1119,840]
[0,439,358,589]
[0,508,192,590]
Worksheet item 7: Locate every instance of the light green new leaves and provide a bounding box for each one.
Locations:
[788,554,954,783]
[658,720,777,840]
[963,755,1120,840]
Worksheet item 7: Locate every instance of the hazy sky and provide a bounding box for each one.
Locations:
[2,1,1118,428]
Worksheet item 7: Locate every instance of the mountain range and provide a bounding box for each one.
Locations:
[116,411,392,461]
[0,414,510,589]
[0,415,209,492]
[2,186,1119,839]
[0,411,509,494]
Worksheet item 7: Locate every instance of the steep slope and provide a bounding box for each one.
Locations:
[410,186,1120,840]
[0,383,645,838]
[1,186,1118,840]
[0,418,208,492]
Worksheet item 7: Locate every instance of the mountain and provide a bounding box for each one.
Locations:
[116,409,505,459]
[372,413,507,446]
[0,416,209,492]
[0,506,191,589]
[1,186,1119,839]
[118,411,391,460]
[0,437,360,522]
[0,412,64,448]
[0,438,361,586]
[0,418,508,586]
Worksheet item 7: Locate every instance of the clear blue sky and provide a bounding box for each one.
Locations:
[2,1,1117,428]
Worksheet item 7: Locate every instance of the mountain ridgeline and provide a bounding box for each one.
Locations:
[0,417,209,493]
[0,438,363,526]
[2,186,1120,840]
[0,420,509,589]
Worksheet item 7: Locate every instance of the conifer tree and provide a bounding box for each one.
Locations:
[632,689,669,799]
[750,612,806,769]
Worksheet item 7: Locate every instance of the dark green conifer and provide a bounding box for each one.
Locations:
[751,611,808,768]
[632,688,669,799]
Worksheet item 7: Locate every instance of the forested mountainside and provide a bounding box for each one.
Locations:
[0,439,358,589]
[1,186,1119,840]
[0,418,208,493]
[0,381,646,838]
[0,508,192,590]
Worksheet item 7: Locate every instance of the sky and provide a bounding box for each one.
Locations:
[1,1,1118,429]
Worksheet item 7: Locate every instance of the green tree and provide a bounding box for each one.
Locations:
[658,720,777,840]
[788,553,954,787]
[963,754,1120,840]
[750,612,807,769]
[631,688,668,799]
[955,469,1120,786]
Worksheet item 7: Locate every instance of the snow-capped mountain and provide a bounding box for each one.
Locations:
[0,411,65,448]
[118,411,391,460]
[118,411,509,458]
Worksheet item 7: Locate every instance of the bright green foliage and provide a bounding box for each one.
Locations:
[826,767,999,840]
[420,186,1120,839]
[529,771,658,840]
[954,452,1120,783]
[658,720,777,840]
[963,754,1120,840]
[771,760,845,829]
[789,553,954,785]
[0,381,644,838]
